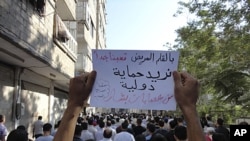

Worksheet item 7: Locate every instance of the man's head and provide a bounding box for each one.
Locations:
[7,129,28,141]
[121,121,129,130]
[43,123,52,132]
[217,118,224,126]
[136,118,142,125]
[38,116,42,120]
[0,114,5,123]
[106,120,112,127]
[147,123,156,134]
[103,128,112,139]
[174,126,187,141]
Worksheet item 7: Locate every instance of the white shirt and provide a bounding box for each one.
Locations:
[81,130,94,141]
[88,125,97,135]
[95,128,104,141]
[0,123,8,140]
[100,138,113,141]
[114,131,135,141]
[33,120,44,135]
[35,135,54,141]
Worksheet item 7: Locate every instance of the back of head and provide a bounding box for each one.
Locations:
[239,121,248,125]
[151,133,167,141]
[147,123,156,133]
[158,120,165,127]
[43,123,52,132]
[111,119,115,125]
[88,118,94,125]
[103,128,112,139]
[106,120,112,127]
[0,114,5,122]
[98,120,105,128]
[121,121,128,130]
[217,118,224,126]
[7,129,28,141]
[17,125,26,131]
[174,126,187,140]
[38,116,42,120]
[136,118,142,125]
[169,120,177,129]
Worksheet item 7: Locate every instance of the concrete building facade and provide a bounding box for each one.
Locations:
[0,0,107,138]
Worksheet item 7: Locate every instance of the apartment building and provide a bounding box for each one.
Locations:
[0,0,106,137]
[76,0,107,114]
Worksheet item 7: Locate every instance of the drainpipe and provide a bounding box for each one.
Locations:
[13,67,23,128]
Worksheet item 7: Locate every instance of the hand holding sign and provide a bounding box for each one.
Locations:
[90,49,179,110]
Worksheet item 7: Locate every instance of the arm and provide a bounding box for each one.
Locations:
[173,71,206,141]
[53,71,96,141]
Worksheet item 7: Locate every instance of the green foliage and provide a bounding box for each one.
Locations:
[174,0,250,119]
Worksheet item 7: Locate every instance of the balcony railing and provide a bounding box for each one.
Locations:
[53,14,77,61]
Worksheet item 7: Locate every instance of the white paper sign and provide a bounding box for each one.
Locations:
[90,49,179,110]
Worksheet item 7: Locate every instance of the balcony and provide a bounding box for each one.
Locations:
[53,14,77,61]
[55,0,77,20]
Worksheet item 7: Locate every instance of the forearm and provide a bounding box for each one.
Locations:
[181,106,206,141]
[53,104,81,141]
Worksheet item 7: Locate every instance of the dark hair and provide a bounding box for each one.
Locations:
[239,121,248,125]
[136,118,142,125]
[111,119,115,124]
[103,128,112,138]
[169,120,177,129]
[217,118,224,126]
[88,118,94,125]
[17,125,26,131]
[7,129,28,141]
[106,120,112,127]
[158,120,165,127]
[174,126,187,140]
[151,133,167,141]
[38,116,42,120]
[147,123,156,133]
[43,123,52,132]
[77,117,83,124]
[121,121,128,130]
[0,115,4,122]
[99,120,105,128]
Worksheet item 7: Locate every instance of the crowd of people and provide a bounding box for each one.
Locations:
[1,71,246,141]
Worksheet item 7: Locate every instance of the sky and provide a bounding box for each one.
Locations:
[106,0,189,50]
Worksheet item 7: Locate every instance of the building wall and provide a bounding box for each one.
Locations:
[0,63,15,131]
[0,0,76,77]
[0,0,76,137]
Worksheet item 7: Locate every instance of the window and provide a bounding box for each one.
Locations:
[29,0,46,16]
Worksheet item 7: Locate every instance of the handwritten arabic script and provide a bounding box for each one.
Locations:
[90,49,179,110]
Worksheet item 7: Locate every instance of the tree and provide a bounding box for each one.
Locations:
[174,0,250,113]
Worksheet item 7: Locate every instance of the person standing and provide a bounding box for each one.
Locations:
[33,116,44,139]
[35,123,54,141]
[215,118,230,141]
[0,115,8,141]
